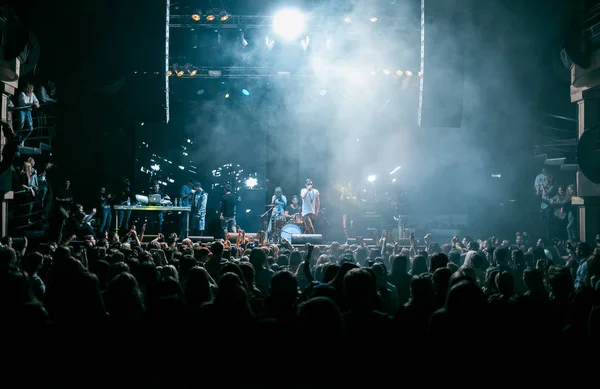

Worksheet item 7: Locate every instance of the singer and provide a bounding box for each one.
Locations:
[301,178,320,234]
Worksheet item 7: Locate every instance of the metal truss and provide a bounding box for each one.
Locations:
[170,15,273,29]
[167,66,422,79]
[169,14,416,31]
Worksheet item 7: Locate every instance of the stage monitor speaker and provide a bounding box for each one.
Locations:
[346,238,376,246]
[188,236,215,243]
[227,232,258,243]
[396,238,412,247]
[291,234,323,245]
[420,0,467,128]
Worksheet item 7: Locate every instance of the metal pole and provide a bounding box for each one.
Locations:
[165,0,170,124]
[418,0,425,127]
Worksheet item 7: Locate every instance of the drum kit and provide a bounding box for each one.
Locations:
[263,203,304,244]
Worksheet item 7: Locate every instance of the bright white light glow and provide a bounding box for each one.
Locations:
[151,164,160,171]
[245,177,258,189]
[320,89,327,96]
[390,166,401,175]
[178,165,185,170]
[392,178,397,183]
[246,209,251,213]
[367,175,377,183]
[492,174,501,178]
[273,9,306,41]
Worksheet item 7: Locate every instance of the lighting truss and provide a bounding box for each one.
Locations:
[166,66,422,79]
[169,14,416,30]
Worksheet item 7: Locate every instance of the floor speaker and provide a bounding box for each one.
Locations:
[291,234,323,245]
[227,232,258,243]
[188,236,215,243]
[420,0,467,128]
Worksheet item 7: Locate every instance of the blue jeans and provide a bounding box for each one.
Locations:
[98,205,112,234]
[117,209,131,231]
[19,109,33,143]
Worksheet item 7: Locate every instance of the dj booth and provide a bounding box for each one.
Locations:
[113,205,192,235]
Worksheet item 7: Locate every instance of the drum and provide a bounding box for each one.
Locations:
[281,224,301,242]
[293,213,303,224]
[275,219,287,231]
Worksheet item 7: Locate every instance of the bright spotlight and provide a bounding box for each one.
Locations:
[396,70,403,76]
[369,17,378,23]
[405,70,413,77]
[273,8,306,41]
[151,164,160,171]
[383,69,391,75]
[367,175,377,183]
[242,89,250,96]
[344,16,352,23]
[245,177,258,189]
[192,14,201,21]
[225,93,230,99]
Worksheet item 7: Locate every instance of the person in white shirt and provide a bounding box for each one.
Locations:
[18,82,40,146]
[300,178,320,234]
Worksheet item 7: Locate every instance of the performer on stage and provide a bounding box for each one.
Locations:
[191,182,208,236]
[301,178,320,234]
[268,187,287,234]
[340,181,358,240]
[151,182,165,234]
[220,184,237,237]
[284,195,301,220]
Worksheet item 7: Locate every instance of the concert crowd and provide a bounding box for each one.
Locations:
[4,79,598,384]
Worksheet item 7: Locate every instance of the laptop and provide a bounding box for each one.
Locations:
[148,194,161,205]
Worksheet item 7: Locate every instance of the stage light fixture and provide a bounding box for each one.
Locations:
[206,14,216,21]
[188,68,197,76]
[396,70,403,76]
[242,89,250,96]
[273,8,307,41]
[369,17,378,23]
[344,17,352,23]
[220,13,229,21]
[167,70,173,77]
[225,93,230,98]
[192,13,201,21]
[383,69,391,75]
[368,175,377,183]
[418,71,422,77]
[176,70,184,77]
[405,70,413,77]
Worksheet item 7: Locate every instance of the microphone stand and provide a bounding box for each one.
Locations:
[261,205,274,242]
[319,208,331,227]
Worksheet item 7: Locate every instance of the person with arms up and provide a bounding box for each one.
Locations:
[220,184,237,237]
[301,178,320,234]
